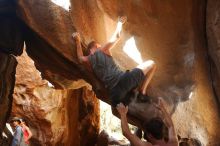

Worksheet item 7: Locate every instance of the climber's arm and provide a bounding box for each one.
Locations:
[72,32,88,63]
[100,16,127,52]
[157,98,178,145]
[117,103,152,146]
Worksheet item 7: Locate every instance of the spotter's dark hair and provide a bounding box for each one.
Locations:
[143,117,168,140]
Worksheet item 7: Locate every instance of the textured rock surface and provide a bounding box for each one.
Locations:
[207,0,220,104]
[94,1,220,145]
[11,50,99,146]
[16,0,105,96]
[0,0,24,56]
[0,0,23,137]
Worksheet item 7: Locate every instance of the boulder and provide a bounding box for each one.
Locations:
[0,0,23,136]
[11,50,100,145]
[0,52,17,142]
[207,0,220,104]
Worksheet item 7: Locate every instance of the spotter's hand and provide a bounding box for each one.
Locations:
[116,103,128,117]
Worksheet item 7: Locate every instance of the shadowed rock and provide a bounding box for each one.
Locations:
[0,52,17,140]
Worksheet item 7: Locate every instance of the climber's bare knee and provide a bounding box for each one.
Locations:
[137,60,156,75]
[137,60,156,95]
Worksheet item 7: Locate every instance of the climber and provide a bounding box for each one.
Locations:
[72,16,156,107]
[116,98,178,146]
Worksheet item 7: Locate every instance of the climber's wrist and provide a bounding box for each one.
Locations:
[120,113,127,119]
[72,32,81,42]
[75,39,81,43]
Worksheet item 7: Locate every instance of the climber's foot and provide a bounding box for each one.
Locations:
[137,92,151,103]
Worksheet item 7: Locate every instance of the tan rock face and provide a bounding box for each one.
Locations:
[16,0,104,93]
[91,0,220,145]
[12,50,100,146]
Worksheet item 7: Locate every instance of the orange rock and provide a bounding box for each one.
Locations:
[12,50,99,145]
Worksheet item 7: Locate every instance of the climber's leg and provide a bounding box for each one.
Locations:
[110,60,156,106]
[110,68,145,107]
[137,60,156,95]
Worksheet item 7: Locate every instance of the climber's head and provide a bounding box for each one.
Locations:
[143,117,168,142]
[87,41,101,55]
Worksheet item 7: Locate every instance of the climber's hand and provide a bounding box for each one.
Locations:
[116,103,128,117]
[118,16,127,24]
[72,32,80,42]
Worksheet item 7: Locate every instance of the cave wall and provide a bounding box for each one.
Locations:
[11,50,99,146]
[92,1,220,145]
[207,0,220,105]
[16,0,103,96]
[0,52,17,143]
[0,0,22,142]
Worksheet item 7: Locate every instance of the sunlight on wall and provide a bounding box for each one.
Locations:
[100,101,125,140]
[123,37,143,64]
[51,0,70,11]
[100,100,136,142]
[189,91,194,99]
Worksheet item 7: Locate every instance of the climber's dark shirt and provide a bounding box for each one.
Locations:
[88,50,124,89]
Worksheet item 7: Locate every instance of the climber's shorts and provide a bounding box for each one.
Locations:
[110,68,145,107]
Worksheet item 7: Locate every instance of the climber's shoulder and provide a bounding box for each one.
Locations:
[78,56,89,63]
